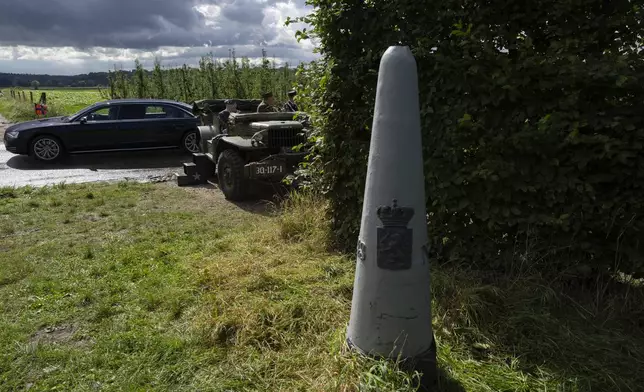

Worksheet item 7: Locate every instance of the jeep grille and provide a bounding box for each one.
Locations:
[267,128,307,148]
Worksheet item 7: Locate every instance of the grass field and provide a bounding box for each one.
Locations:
[1,182,643,391]
[0,88,103,122]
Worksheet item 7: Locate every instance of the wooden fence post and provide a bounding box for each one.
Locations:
[30,91,33,103]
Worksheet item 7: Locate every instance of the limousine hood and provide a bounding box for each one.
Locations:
[6,116,67,133]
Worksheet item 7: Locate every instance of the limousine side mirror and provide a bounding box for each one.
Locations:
[80,117,88,124]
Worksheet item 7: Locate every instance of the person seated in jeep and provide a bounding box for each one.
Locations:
[257,92,279,113]
[218,99,239,133]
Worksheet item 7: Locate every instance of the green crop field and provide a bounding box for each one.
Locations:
[0,88,104,123]
[33,88,103,113]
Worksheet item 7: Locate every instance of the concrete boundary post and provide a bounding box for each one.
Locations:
[346,45,437,390]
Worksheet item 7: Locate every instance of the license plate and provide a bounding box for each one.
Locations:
[253,162,286,177]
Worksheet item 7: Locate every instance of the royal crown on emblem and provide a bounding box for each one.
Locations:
[376,199,414,227]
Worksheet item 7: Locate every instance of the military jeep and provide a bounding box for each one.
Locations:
[176,99,312,201]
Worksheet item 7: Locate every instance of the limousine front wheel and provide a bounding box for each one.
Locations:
[30,135,65,162]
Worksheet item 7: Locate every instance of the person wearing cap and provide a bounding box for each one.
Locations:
[257,92,279,113]
[218,99,239,133]
[283,90,298,112]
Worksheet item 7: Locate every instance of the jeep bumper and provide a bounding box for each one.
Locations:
[243,151,307,181]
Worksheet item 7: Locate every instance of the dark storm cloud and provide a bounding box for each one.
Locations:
[0,0,286,49]
[220,0,267,24]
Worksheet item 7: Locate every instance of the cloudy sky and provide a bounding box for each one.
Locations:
[0,0,318,75]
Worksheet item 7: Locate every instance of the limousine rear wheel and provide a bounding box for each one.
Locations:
[30,135,65,162]
[182,130,200,154]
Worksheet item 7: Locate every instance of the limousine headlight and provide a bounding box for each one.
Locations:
[4,130,19,139]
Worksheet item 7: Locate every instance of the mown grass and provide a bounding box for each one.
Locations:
[0,183,643,391]
[0,88,102,122]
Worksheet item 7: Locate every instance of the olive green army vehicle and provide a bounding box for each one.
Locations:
[176,99,312,201]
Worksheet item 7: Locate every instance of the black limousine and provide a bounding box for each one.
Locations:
[3,99,200,162]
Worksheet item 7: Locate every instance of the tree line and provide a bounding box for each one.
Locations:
[106,49,297,104]
[0,72,111,88]
[0,48,298,105]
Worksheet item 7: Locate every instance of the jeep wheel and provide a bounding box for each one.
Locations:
[217,149,249,200]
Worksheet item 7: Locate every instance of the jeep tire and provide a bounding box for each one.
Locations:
[217,149,249,200]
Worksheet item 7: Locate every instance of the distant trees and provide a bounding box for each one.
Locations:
[0,72,111,88]
[106,51,297,103]
[30,80,40,90]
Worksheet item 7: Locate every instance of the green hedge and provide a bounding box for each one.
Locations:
[293,0,644,277]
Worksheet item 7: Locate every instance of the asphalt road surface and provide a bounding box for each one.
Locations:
[0,115,187,187]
